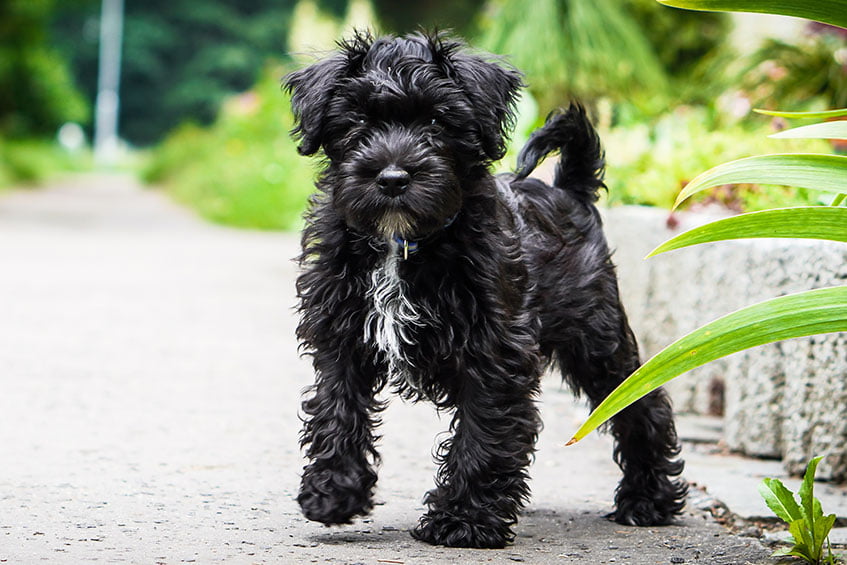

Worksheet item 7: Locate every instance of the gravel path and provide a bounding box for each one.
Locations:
[0,175,773,563]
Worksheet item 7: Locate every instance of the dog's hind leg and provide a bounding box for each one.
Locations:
[553,293,687,526]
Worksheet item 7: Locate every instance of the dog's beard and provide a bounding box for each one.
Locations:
[334,176,459,240]
[376,210,414,239]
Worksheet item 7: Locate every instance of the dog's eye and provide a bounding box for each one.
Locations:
[430,118,437,126]
[358,118,365,125]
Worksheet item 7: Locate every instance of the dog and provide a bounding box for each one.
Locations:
[284,30,686,549]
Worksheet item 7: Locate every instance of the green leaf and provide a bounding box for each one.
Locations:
[770,121,847,140]
[656,0,847,29]
[755,108,847,120]
[799,456,824,548]
[773,546,814,561]
[647,207,847,257]
[799,456,823,519]
[673,154,847,209]
[789,518,816,561]
[773,541,811,558]
[567,287,847,444]
[758,478,804,523]
[816,514,837,558]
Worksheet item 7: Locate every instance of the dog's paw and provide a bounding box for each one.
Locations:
[411,509,513,548]
[612,476,687,526]
[609,496,680,527]
[298,466,376,525]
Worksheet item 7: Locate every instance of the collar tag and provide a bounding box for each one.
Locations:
[392,236,419,260]
[391,213,456,260]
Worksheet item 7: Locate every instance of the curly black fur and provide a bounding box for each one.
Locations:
[284,30,686,549]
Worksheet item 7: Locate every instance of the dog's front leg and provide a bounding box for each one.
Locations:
[297,344,383,525]
[412,370,540,548]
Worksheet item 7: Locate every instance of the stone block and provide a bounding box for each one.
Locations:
[601,205,847,481]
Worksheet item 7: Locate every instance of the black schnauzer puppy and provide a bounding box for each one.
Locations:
[285,31,686,549]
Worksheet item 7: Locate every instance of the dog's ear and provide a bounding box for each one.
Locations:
[431,37,523,161]
[284,32,372,155]
[283,55,349,156]
[455,56,523,161]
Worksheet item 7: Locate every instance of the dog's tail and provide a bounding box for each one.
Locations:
[515,103,605,203]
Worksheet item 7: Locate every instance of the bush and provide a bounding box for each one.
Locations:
[623,0,731,80]
[142,63,315,230]
[743,25,847,111]
[479,0,670,111]
[0,139,91,188]
[603,107,833,211]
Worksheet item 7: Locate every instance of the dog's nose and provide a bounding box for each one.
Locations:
[376,166,411,197]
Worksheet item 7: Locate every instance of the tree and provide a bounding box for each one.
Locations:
[52,0,299,146]
[0,0,90,137]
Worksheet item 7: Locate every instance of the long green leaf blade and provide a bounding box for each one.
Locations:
[673,154,847,209]
[656,0,847,28]
[647,207,847,257]
[755,109,847,120]
[770,121,847,140]
[759,478,804,523]
[799,456,823,548]
[568,287,847,444]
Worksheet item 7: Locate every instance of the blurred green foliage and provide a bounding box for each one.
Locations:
[372,0,486,36]
[53,0,299,146]
[480,0,670,111]
[142,63,314,230]
[602,107,834,211]
[5,0,842,216]
[624,0,736,104]
[0,139,91,188]
[624,0,730,79]
[0,0,90,137]
[479,0,731,112]
[743,25,847,110]
[143,0,844,230]
[304,0,485,36]
[0,0,92,187]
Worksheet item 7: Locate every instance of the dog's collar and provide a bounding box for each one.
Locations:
[392,213,458,260]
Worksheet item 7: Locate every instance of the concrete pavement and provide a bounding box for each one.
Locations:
[0,175,840,563]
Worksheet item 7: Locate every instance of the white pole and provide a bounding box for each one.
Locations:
[94,0,124,166]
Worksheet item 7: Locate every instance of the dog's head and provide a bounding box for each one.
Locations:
[284,31,522,240]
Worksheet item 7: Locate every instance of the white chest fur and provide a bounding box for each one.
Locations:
[363,240,423,388]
